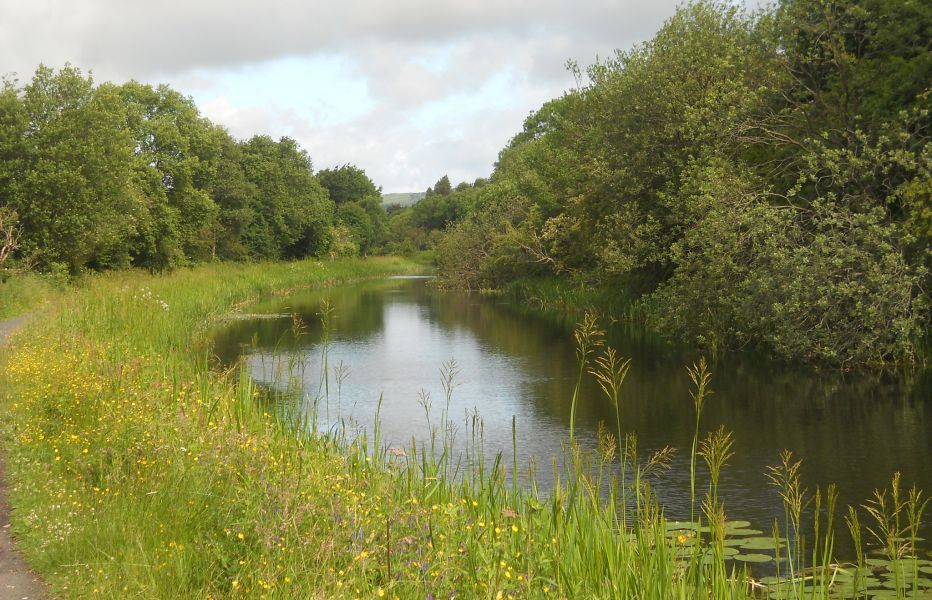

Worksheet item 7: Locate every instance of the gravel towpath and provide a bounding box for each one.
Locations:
[0,316,46,600]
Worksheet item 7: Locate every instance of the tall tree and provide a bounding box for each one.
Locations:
[209,129,257,260]
[241,136,333,259]
[119,81,221,268]
[317,164,380,204]
[9,66,140,272]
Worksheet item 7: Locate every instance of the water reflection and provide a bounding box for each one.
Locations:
[212,277,932,547]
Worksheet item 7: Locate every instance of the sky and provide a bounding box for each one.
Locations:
[1,0,738,193]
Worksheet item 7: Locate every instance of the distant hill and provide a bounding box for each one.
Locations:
[382,192,426,207]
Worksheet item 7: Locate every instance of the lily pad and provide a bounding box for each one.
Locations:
[665,520,700,531]
[665,526,711,536]
[738,536,786,551]
[723,538,747,547]
[733,553,773,563]
[831,580,869,595]
[868,591,905,599]
[723,528,763,537]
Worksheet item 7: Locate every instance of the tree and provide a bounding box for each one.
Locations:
[317,164,380,204]
[429,0,928,364]
[9,66,140,272]
[0,207,20,271]
[426,175,452,196]
[119,81,222,268]
[241,136,334,259]
[209,130,257,260]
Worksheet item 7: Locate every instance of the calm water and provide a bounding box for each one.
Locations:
[212,276,932,546]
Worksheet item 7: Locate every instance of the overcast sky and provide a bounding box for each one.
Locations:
[2,1,742,192]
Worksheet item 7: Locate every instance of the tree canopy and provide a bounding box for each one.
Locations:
[430,0,930,366]
[0,67,388,271]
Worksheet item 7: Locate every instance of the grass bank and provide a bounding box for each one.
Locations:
[0,258,927,598]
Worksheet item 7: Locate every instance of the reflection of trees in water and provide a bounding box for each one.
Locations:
[211,278,932,544]
[212,279,398,363]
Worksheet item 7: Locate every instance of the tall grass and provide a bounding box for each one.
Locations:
[0,257,927,599]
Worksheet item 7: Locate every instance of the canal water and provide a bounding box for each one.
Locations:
[212,276,932,551]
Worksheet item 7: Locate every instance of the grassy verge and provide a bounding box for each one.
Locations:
[0,271,61,319]
[0,258,927,598]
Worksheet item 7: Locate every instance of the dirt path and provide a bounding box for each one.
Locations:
[0,316,46,600]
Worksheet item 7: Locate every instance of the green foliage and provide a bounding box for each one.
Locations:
[317,163,380,204]
[4,66,140,272]
[430,0,930,365]
[434,181,545,289]
[0,65,356,273]
[118,80,222,269]
[409,188,468,231]
[240,135,334,260]
[426,174,452,196]
[648,160,923,364]
[335,195,388,255]
[383,177,483,254]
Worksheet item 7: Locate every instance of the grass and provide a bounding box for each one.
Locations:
[500,276,649,325]
[0,271,61,319]
[0,257,928,599]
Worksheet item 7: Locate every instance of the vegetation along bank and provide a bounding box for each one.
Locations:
[0,258,928,598]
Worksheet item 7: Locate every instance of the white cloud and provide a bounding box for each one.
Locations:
[1,0,714,191]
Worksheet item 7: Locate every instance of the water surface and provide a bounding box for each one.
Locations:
[212,276,932,546]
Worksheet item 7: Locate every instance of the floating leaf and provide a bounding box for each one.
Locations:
[733,553,772,563]
[724,528,763,536]
[723,538,747,547]
[869,590,906,599]
[738,536,785,551]
[665,520,700,531]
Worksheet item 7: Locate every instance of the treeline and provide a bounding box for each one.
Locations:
[424,0,930,366]
[384,174,485,253]
[0,66,388,274]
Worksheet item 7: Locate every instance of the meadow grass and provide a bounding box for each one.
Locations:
[0,258,927,599]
